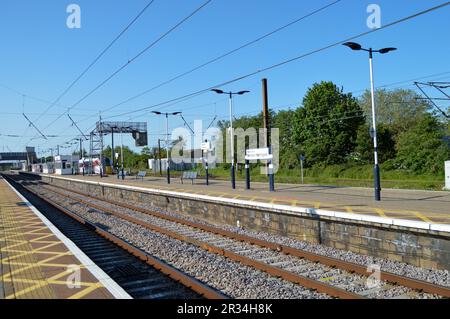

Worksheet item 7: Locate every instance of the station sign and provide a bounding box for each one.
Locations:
[201,142,211,152]
[245,148,273,161]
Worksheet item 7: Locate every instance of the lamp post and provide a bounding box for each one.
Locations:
[211,89,250,189]
[152,111,182,184]
[343,42,397,201]
[114,125,131,180]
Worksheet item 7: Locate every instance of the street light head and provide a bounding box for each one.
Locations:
[237,90,250,95]
[378,47,397,54]
[343,42,362,51]
[152,111,162,115]
[211,89,224,94]
[172,112,182,115]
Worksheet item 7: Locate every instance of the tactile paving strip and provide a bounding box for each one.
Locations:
[0,178,114,299]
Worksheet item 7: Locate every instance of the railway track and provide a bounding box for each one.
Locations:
[3,174,227,300]
[9,173,450,299]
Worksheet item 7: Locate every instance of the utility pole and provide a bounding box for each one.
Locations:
[262,78,275,192]
[262,78,270,147]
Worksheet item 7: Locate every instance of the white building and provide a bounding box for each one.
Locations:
[54,155,79,175]
[42,162,55,174]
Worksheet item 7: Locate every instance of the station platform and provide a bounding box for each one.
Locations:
[0,176,129,299]
[49,174,450,226]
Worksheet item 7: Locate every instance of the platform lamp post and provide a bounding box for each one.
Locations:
[343,42,397,201]
[119,126,132,181]
[211,89,250,189]
[152,111,182,184]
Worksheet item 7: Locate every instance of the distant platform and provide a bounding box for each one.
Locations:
[0,176,129,299]
[38,173,450,231]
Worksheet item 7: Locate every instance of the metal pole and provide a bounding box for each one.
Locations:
[269,148,275,192]
[205,151,209,186]
[80,138,85,176]
[300,158,304,184]
[262,79,275,192]
[166,114,171,184]
[262,78,270,148]
[99,115,103,178]
[158,139,162,176]
[369,49,381,201]
[229,93,236,189]
[245,159,250,190]
[111,130,115,173]
[121,128,124,180]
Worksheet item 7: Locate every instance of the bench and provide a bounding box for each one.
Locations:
[136,171,147,181]
[117,171,127,179]
[181,171,198,184]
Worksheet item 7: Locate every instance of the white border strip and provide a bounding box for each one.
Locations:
[46,174,450,234]
[3,177,132,299]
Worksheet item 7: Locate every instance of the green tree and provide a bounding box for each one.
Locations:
[396,114,449,174]
[358,89,430,141]
[273,109,302,169]
[292,81,364,166]
[355,123,396,163]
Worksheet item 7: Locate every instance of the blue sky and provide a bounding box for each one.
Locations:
[0,0,449,155]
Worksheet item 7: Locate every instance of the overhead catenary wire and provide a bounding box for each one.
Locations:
[33,2,450,152]
[40,0,213,134]
[33,0,156,125]
[45,3,449,149]
[414,82,449,118]
[100,0,344,114]
[67,114,89,140]
[34,70,450,153]
[22,113,47,140]
[101,1,450,121]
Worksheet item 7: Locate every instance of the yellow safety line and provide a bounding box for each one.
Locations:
[413,211,433,223]
[374,208,387,218]
[2,253,77,279]
[29,233,58,242]
[2,249,71,256]
[0,241,63,263]
[68,283,104,299]
[2,249,72,264]
[4,268,94,299]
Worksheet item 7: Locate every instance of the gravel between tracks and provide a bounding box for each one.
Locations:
[32,185,330,299]
[29,182,445,298]
[60,189,437,298]
[101,192,450,288]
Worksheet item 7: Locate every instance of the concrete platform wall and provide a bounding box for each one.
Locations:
[42,175,450,270]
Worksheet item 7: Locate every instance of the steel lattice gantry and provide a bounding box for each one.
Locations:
[89,121,148,175]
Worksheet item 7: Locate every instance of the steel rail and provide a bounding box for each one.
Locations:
[36,183,364,299]
[41,181,450,298]
[4,175,227,300]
